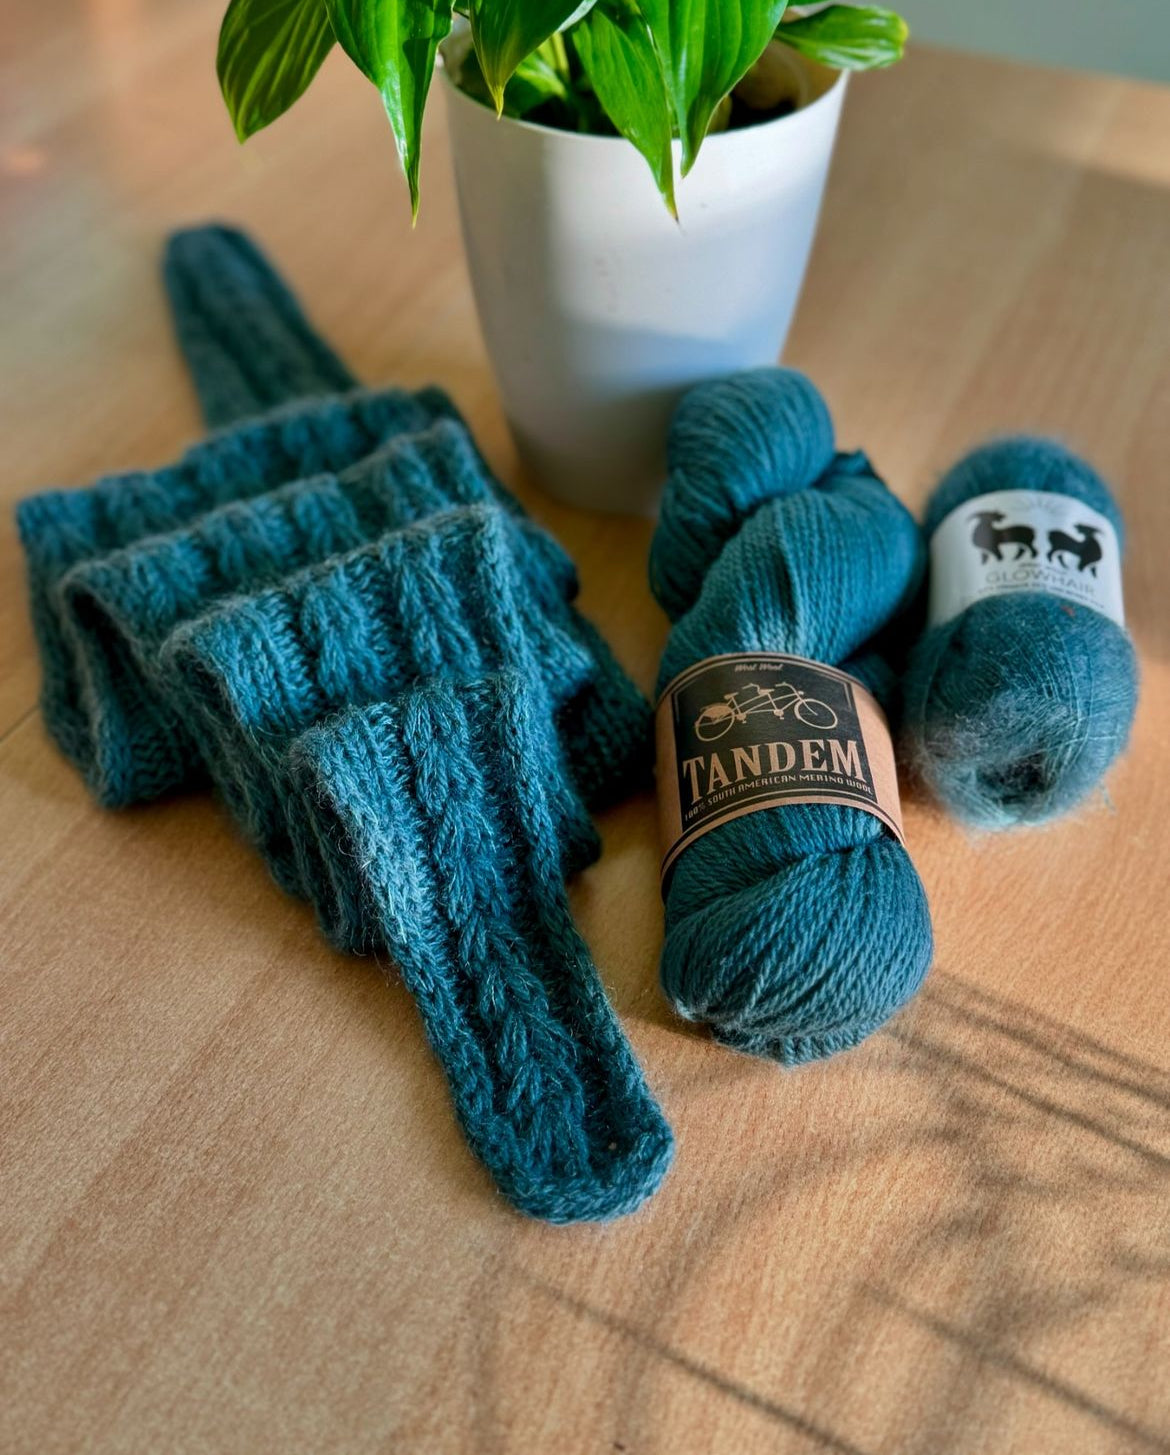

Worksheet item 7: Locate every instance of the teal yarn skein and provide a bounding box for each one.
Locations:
[903,437,1139,829]
[651,369,934,1065]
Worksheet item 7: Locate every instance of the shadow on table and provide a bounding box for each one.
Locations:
[859,972,1170,1454]
[522,970,1170,1454]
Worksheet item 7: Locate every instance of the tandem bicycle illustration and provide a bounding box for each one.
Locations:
[693,680,838,742]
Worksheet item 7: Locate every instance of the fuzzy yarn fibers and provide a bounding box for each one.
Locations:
[903,437,1139,829]
[650,369,934,1064]
[289,673,673,1221]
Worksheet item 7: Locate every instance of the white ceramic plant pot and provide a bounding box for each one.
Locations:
[439,38,847,515]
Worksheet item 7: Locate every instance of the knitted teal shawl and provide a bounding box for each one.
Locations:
[15,224,670,1222]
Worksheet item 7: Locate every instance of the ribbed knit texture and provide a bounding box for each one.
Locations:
[161,504,607,935]
[651,368,934,1064]
[17,385,457,784]
[51,420,643,809]
[164,224,359,428]
[18,248,654,808]
[13,223,663,1222]
[287,672,673,1222]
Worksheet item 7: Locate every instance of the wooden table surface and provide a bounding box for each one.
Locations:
[3,5,1169,1452]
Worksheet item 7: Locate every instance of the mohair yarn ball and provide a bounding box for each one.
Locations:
[651,368,933,1065]
[903,437,1139,829]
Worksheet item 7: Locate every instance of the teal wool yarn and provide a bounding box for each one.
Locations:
[903,437,1139,829]
[163,224,358,429]
[13,223,669,1224]
[16,385,454,793]
[650,369,934,1064]
[288,673,673,1222]
[159,504,603,927]
[50,420,572,807]
[17,224,650,813]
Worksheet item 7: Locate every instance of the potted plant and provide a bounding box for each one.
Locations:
[217,0,906,512]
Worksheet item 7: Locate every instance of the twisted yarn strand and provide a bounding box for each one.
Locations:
[651,368,934,1064]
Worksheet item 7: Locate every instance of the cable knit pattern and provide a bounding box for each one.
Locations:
[287,673,673,1222]
[55,421,575,805]
[17,385,456,778]
[161,505,607,940]
[13,223,664,1221]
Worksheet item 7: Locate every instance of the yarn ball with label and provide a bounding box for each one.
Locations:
[903,438,1139,830]
[651,368,934,1065]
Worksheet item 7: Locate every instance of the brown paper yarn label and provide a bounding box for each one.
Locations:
[655,652,906,891]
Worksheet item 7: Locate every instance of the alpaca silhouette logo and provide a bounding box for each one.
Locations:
[969,511,1038,564]
[1046,523,1103,575]
[932,493,1122,632]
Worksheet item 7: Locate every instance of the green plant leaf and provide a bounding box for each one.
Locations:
[559,0,601,28]
[467,0,587,110]
[325,0,453,218]
[776,5,907,70]
[572,1,676,216]
[456,36,574,118]
[217,0,336,141]
[641,0,789,174]
[508,44,576,112]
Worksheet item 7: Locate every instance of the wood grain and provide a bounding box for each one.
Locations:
[3,6,1169,1452]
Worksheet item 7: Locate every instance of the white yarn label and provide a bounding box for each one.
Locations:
[655,652,905,891]
[928,490,1124,628]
